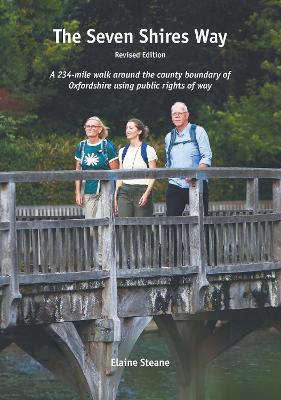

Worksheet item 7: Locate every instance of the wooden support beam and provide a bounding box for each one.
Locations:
[189,179,209,312]
[100,180,121,332]
[246,178,259,211]
[94,181,121,386]
[272,180,281,260]
[0,182,21,328]
[10,323,96,399]
[272,179,281,307]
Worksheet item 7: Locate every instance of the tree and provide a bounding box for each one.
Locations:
[199,0,281,199]
[0,0,81,112]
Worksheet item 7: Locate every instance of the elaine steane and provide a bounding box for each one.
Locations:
[115,51,166,59]
[111,358,170,367]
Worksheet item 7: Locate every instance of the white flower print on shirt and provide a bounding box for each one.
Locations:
[85,153,99,166]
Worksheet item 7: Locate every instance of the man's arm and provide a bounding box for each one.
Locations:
[164,133,170,167]
[186,127,212,185]
[197,126,212,167]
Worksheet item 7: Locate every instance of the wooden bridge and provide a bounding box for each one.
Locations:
[1,167,281,400]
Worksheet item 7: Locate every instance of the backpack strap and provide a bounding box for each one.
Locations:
[141,143,149,167]
[121,144,130,164]
[101,139,109,164]
[166,128,177,168]
[79,139,87,162]
[122,143,149,168]
[189,124,199,152]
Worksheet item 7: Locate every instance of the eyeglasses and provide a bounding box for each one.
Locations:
[172,112,187,117]
[85,124,101,129]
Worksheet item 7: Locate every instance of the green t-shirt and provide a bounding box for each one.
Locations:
[75,139,118,194]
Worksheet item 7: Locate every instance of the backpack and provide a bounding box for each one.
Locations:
[121,143,149,167]
[79,138,110,164]
[166,123,199,168]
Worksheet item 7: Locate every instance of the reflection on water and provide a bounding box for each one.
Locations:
[0,328,281,399]
[117,332,176,400]
[0,345,78,400]
[206,328,281,400]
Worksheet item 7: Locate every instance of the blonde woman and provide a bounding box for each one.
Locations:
[75,116,118,218]
[115,118,157,217]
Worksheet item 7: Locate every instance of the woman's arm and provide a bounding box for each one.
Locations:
[139,159,157,207]
[114,158,122,215]
[75,160,83,207]
[109,158,119,170]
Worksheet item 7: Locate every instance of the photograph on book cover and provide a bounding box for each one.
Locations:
[0,0,281,399]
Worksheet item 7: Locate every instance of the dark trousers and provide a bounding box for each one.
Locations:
[166,182,209,216]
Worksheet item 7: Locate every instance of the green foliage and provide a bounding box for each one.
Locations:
[201,82,281,169]
[199,0,281,169]
[199,83,281,201]
[0,132,80,204]
[0,128,168,204]
[0,113,38,139]
[32,20,81,75]
[246,0,281,77]
[196,0,281,200]
[0,0,81,110]
[0,1,27,86]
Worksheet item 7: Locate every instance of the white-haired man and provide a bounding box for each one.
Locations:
[165,102,212,215]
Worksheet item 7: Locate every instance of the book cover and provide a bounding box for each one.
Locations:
[0,1,280,400]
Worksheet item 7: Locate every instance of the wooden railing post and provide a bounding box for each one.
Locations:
[98,181,121,373]
[0,182,21,328]
[246,178,259,211]
[272,179,281,261]
[189,179,209,312]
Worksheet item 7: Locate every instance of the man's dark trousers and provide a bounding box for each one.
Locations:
[166,181,209,216]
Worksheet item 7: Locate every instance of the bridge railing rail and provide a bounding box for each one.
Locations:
[1,168,281,273]
[15,200,273,219]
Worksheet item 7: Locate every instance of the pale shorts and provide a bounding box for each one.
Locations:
[83,193,103,266]
[83,193,102,219]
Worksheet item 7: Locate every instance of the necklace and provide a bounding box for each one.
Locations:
[131,144,142,169]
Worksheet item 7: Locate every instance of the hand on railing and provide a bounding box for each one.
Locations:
[185,177,197,187]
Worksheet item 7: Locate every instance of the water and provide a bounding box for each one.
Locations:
[0,328,281,399]
[206,328,281,400]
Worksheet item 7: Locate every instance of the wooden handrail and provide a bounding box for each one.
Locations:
[0,167,280,183]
